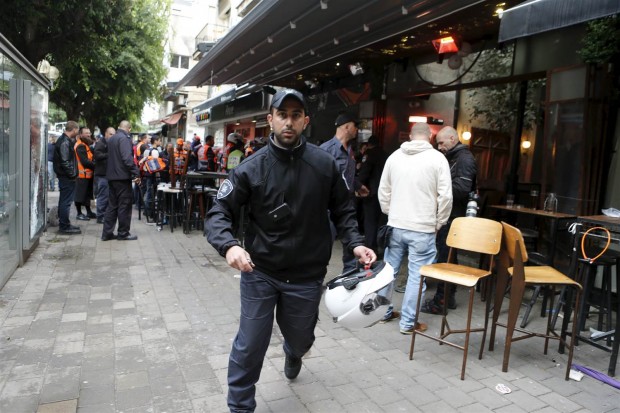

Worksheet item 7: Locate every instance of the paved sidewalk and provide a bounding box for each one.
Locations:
[0,191,618,412]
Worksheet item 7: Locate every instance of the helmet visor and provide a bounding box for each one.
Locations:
[359,281,394,319]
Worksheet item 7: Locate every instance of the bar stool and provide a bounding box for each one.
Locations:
[184,186,207,234]
[569,251,619,376]
[159,186,184,233]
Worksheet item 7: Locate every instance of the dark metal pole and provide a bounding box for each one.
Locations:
[507,80,527,195]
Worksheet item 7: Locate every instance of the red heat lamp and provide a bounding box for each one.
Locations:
[432,36,459,54]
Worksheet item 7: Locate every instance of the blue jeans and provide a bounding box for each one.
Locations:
[228,270,322,412]
[94,175,109,220]
[57,177,76,230]
[383,228,436,331]
[47,161,56,190]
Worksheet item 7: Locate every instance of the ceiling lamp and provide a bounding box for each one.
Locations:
[320,0,328,10]
[349,62,364,76]
[408,116,444,125]
[432,36,459,54]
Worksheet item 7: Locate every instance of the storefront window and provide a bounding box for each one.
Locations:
[29,82,47,238]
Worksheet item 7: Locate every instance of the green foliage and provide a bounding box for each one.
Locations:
[466,48,544,134]
[0,0,170,130]
[578,16,620,64]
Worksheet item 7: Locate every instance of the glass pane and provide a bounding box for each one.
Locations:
[29,82,48,239]
[0,50,20,283]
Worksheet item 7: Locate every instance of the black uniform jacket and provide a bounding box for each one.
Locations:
[53,133,77,179]
[106,129,140,181]
[206,134,364,283]
[446,143,477,218]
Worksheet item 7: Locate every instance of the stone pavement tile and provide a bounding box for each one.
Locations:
[179,363,215,382]
[48,353,83,370]
[1,376,43,397]
[413,371,452,392]
[57,320,86,335]
[305,398,346,412]
[365,384,405,406]
[495,404,529,413]
[3,315,35,327]
[186,378,223,399]
[504,389,548,412]
[327,383,370,406]
[207,354,230,371]
[143,340,177,364]
[150,374,187,395]
[39,366,80,404]
[61,312,87,323]
[80,368,114,388]
[148,362,182,380]
[565,391,614,412]
[539,375,584,397]
[78,385,114,407]
[458,402,495,413]
[512,376,553,397]
[115,386,153,411]
[115,346,148,374]
[434,386,477,409]
[56,331,84,343]
[84,322,113,336]
[52,339,84,355]
[289,381,331,405]
[257,380,295,402]
[466,387,512,410]
[8,362,47,380]
[36,399,78,413]
[532,407,563,413]
[343,369,382,389]
[538,391,583,412]
[0,394,39,412]
[114,334,143,348]
[378,370,417,392]
[301,356,337,375]
[152,391,194,413]
[191,394,230,413]
[116,371,149,391]
[81,353,114,372]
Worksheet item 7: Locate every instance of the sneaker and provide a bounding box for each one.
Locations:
[400,322,428,335]
[394,286,406,293]
[76,214,90,221]
[380,310,401,323]
[420,299,443,315]
[284,354,302,379]
[117,234,138,241]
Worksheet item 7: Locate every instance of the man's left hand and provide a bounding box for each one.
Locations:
[353,246,377,266]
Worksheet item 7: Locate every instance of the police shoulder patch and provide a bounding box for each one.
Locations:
[217,179,234,199]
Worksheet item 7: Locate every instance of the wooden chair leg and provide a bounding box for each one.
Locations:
[566,288,581,380]
[489,268,509,352]
[461,287,475,380]
[409,276,426,360]
[479,277,492,361]
[502,277,526,373]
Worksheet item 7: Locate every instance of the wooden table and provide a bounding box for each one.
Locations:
[489,205,577,266]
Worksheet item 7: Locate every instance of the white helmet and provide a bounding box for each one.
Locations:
[227,132,242,143]
[324,261,395,329]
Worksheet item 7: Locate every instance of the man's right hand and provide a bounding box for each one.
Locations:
[226,245,255,272]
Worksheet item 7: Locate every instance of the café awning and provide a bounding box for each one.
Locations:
[174,0,489,90]
[161,112,184,125]
[499,0,620,43]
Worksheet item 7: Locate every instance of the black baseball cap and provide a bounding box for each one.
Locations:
[270,89,307,111]
[335,113,359,127]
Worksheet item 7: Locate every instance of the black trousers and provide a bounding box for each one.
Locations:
[434,221,457,299]
[103,180,133,238]
[227,270,322,412]
[362,196,387,251]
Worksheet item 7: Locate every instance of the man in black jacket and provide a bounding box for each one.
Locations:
[422,125,477,314]
[94,127,115,223]
[102,121,140,241]
[206,89,376,413]
[53,120,80,234]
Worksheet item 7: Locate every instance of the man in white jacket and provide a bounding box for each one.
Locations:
[378,122,452,334]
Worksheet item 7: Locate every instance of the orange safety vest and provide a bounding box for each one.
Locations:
[74,140,94,179]
[173,148,189,175]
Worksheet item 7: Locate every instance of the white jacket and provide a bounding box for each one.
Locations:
[378,140,452,233]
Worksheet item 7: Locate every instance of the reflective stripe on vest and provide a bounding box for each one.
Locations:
[75,141,93,179]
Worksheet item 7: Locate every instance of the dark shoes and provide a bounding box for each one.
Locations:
[101,233,116,241]
[76,214,90,221]
[117,234,138,241]
[284,354,302,380]
[96,218,104,224]
[87,212,97,219]
[421,296,457,315]
[58,227,81,235]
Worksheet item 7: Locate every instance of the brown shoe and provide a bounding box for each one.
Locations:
[380,310,401,323]
[400,321,428,334]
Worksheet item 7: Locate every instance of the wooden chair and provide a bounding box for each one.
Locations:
[489,221,582,380]
[409,217,502,380]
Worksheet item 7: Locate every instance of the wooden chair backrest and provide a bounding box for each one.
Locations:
[500,221,529,263]
[446,217,503,255]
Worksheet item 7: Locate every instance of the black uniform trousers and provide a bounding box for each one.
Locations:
[362,195,386,252]
[228,270,322,413]
[103,180,133,238]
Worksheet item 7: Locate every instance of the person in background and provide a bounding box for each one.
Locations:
[102,120,140,241]
[357,135,388,252]
[94,127,115,224]
[53,120,81,234]
[206,89,375,413]
[378,122,452,333]
[74,127,96,221]
[421,125,477,314]
[320,112,369,273]
[222,132,245,171]
[47,136,57,191]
